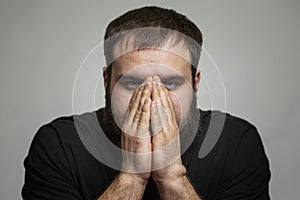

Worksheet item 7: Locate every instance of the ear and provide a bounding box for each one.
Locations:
[103,66,108,90]
[194,69,201,92]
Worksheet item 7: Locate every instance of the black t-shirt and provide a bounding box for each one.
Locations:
[22,108,271,200]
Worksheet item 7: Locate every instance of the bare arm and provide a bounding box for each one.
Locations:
[151,76,203,200]
[99,78,153,199]
[98,172,147,200]
[155,174,202,200]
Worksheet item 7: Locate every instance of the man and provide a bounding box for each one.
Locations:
[22,6,271,200]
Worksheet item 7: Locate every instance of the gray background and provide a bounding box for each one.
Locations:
[1,0,299,199]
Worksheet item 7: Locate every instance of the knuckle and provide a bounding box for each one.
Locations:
[138,119,145,126]
[159,83,164,90]
[134,112,141,120]
[141,110,148,119]
[138,84,144,91]
[128,101,135,110]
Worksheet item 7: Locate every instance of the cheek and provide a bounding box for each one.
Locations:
[170,87,193,125]
[169,93,181,124]
[111,85,133,127]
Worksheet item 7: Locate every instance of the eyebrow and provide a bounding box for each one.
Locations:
[160,75,185,82]
[116,74,186,82]
[116,74,143,82]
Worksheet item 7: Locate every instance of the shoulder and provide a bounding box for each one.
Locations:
[197,109,264,158]
[199,109,256,134]
[30,114,75,148]
[24,109,104,177]
[22,110,105,199]
[195,109,271,199]
[32,109,103,144]
[30,111,104,156]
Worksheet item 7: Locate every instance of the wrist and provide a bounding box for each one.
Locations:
[119,172,149,187]
[153,164,187,187]
[156,174,187,189]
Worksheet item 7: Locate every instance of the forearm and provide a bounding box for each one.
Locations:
[98,172,148,200]
[156,175,202,200]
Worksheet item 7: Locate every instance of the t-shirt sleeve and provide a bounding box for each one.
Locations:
[22,125,83,200]
[215,126,271,200]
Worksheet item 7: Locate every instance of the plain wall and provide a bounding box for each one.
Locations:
[0,0,299,199]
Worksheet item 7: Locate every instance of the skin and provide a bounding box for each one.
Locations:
[99,44,202,200]
[110,48,197,127]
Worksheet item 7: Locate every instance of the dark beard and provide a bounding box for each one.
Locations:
[102,88,201,149]
[102,87,123,147]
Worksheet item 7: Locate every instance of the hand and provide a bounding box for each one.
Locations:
[151,76,186,185]
[121,76,153,182]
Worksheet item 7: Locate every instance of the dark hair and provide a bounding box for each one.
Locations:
[104,6,203,89]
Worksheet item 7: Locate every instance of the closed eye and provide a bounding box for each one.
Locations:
[162,76,185,90]
[125,81,141,90]
[163,81,178,90]
[119,79,143,91]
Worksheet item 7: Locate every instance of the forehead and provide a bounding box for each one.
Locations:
[112,44,192,80]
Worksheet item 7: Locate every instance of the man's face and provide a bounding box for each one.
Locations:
[104,45,200,134]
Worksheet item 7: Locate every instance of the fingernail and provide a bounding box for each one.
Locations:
[154,75,160,81]
[146,76,153,81]
[156,82,159,88]
[145,98,150,104]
